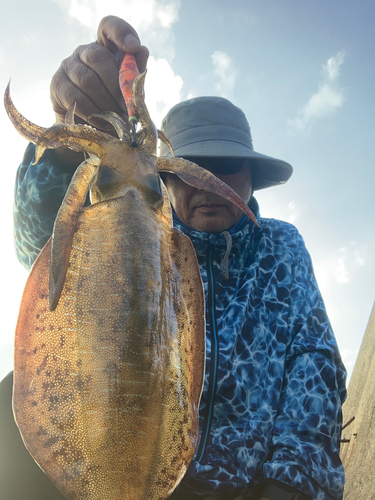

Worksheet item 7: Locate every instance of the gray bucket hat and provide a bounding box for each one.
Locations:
[159,96,293,191]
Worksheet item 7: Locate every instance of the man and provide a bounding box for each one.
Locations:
[1,16,346,500]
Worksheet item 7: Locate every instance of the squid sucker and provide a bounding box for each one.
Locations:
[4,66,257,500]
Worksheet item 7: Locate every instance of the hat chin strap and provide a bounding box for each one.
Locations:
[220,231,232,280]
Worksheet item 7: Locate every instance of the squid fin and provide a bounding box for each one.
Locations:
[170,228,205,407]
[49,157,99,311]
[157,157,259,226]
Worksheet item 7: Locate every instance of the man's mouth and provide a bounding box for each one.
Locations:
[195,203,226,213]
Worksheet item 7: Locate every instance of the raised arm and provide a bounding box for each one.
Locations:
[13,16,148,269]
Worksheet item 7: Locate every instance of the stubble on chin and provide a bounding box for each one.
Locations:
[187,206,241,233]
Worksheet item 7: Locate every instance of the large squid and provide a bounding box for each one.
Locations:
[4,54,257,500]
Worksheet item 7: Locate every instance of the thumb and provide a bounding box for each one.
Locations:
[97,16,149,72]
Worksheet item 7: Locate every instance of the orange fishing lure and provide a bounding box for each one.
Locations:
[119,52,140,120]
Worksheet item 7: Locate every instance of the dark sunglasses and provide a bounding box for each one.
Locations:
[185,157,248,176]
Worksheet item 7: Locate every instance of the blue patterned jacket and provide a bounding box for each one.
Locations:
[13,143,346,500]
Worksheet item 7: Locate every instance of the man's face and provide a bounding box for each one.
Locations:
[163,159,253,233]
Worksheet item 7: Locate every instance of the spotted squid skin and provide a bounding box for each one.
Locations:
[14,191,204,500]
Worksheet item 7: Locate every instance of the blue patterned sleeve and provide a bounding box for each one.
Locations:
[263,239,347,500]
[14,143,73,270]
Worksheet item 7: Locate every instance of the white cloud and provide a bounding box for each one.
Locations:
[324,52,345,81]
[335,257,350,283]
[315,243,366,291]
[333,245,366,284]
[257,197,303,225]
[341,349,353,361]
[144,56,183,128]
[354,252,365,267]
[340,349,356,375]
[58,0,180,29]
[286,201,303,224]
[7,79,55,126]
[335,247,350,285]
[54,0,180,59]
[288,50,346,132]
[211,50,237,98]
[64,0,95,27]
[340,349,354,363]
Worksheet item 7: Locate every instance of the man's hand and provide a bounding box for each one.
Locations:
[48,16,149,169]
[51,16,149,129]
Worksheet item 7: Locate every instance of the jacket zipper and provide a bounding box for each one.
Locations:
[196,245,219,462]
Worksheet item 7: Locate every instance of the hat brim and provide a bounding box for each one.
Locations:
[160,139,293,191]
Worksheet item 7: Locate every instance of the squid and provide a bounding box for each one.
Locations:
[4,54,257,500]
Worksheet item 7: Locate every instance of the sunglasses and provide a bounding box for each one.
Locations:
[186,157,248,176]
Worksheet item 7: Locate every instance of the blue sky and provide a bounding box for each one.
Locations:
[0,0,374,381]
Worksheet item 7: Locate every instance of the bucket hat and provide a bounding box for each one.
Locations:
[159,96,293,191]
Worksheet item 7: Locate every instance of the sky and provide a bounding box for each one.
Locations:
[0,0,374,383]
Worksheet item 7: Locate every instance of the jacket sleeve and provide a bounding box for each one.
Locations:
[14,143,74,270]
[263,237,347,500]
